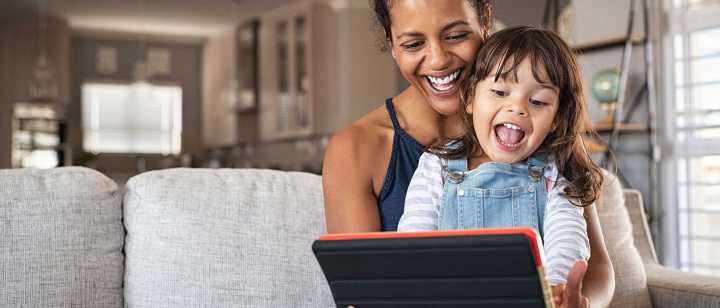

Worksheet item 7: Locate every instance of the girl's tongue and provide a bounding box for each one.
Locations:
[495,125,525,145]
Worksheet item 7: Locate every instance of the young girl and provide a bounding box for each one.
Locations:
[397,26,603,304]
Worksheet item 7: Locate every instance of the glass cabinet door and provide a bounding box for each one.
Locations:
[294,15,309,129]
[260,5,312,140]
[275,20,290,133]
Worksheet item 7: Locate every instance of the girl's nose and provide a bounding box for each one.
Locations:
[506,102,529,117]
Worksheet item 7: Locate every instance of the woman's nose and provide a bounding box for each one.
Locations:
[426,41,451,70]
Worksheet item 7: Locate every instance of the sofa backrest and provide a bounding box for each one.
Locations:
[0,167,124,307]
[596,171,653,308]
[2,166,656,308]
[123,168,334,307]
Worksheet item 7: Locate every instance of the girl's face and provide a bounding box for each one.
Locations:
[389,0,484,115]
[468,58,560,164]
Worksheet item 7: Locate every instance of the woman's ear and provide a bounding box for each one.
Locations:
[466,100,474,114]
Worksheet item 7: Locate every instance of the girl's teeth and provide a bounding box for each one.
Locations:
[503,123,522,130]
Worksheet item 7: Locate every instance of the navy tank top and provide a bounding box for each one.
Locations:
[378,98,425,231]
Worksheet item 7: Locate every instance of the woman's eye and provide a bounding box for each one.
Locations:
[491,89,508,97]
[446,32,470,42]
[402,40,424,50]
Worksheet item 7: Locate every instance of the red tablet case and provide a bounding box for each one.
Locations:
[313,227,555,308]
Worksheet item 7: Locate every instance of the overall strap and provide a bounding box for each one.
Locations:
[446,157,468,173]
[526,155,547,182]
[445,158,468,184]
[527,155,549,236]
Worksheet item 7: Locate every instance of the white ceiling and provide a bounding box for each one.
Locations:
[0,0,297,38]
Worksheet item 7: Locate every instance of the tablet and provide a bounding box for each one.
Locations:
[312,228,554,308]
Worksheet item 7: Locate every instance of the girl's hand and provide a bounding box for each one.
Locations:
[560,261,590,308]
[551,284,566,306]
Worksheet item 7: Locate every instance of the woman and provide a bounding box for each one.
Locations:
[322,1,614,307]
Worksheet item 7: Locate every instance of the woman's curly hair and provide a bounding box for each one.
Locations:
[370,0,494,51]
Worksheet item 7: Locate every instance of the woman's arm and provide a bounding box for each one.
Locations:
[322,127,383,233]
[582,204,616,308]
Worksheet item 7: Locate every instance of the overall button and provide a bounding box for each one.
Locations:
[458,188,465,196]
[528,185,535,192]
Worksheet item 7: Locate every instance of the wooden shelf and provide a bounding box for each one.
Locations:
[585,137,608,154]
[584,123,649,154]
[15,144,66,151]
[592,123,649,133]
[572,38,645,54]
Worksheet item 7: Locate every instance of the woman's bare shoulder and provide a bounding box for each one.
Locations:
[325,106,393,160]
[322,105,395,233]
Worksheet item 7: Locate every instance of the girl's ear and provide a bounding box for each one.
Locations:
[391,46,397,59]
[466,100,474,114]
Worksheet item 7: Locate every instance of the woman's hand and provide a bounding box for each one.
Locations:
[555,261,590,308]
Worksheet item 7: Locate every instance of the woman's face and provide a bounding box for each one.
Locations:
[389,0,484,115]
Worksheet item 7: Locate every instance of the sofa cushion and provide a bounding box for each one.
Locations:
[0,167,124,307]
[123,168,333,307]
[596,171,652,307]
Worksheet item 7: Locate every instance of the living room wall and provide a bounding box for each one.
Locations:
[70,35,203,175]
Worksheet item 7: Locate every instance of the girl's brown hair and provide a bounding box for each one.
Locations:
[370,0,494,51]
[440,26,603,207]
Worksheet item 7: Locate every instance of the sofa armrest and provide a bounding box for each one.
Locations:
[646,263,720,308]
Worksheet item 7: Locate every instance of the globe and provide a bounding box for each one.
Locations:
[591,69,620,103]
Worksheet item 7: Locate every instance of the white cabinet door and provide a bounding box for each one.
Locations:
[259,3,313,141]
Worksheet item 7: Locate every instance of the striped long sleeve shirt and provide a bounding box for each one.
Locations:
[397,152,590,286]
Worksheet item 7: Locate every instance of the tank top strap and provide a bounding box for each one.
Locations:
[385,98,402,131]
[377,98,425,231]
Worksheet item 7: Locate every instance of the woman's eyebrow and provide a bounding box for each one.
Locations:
[395,20,470,41]
[441,20,470,32]
[396,31,423,41]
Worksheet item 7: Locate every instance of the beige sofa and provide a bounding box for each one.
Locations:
[2,167,720,307]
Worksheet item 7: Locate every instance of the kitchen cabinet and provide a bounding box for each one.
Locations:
[258,0,398,141]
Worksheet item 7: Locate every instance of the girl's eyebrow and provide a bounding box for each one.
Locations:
[396,20,470,41]
[537,83,560,93]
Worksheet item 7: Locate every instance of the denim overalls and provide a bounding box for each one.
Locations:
[438,156,548,237]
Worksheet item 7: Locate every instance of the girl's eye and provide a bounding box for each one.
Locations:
[446,32,470,42]
[491,89,508,97]
[530,99,548,106]
[401,40,425,50]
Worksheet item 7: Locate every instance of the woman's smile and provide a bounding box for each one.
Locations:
[421,67,465,96]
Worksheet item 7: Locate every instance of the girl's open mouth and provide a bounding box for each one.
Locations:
[494,122,526,149]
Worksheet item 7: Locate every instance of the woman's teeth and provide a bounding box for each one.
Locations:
[426,69,461,91]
